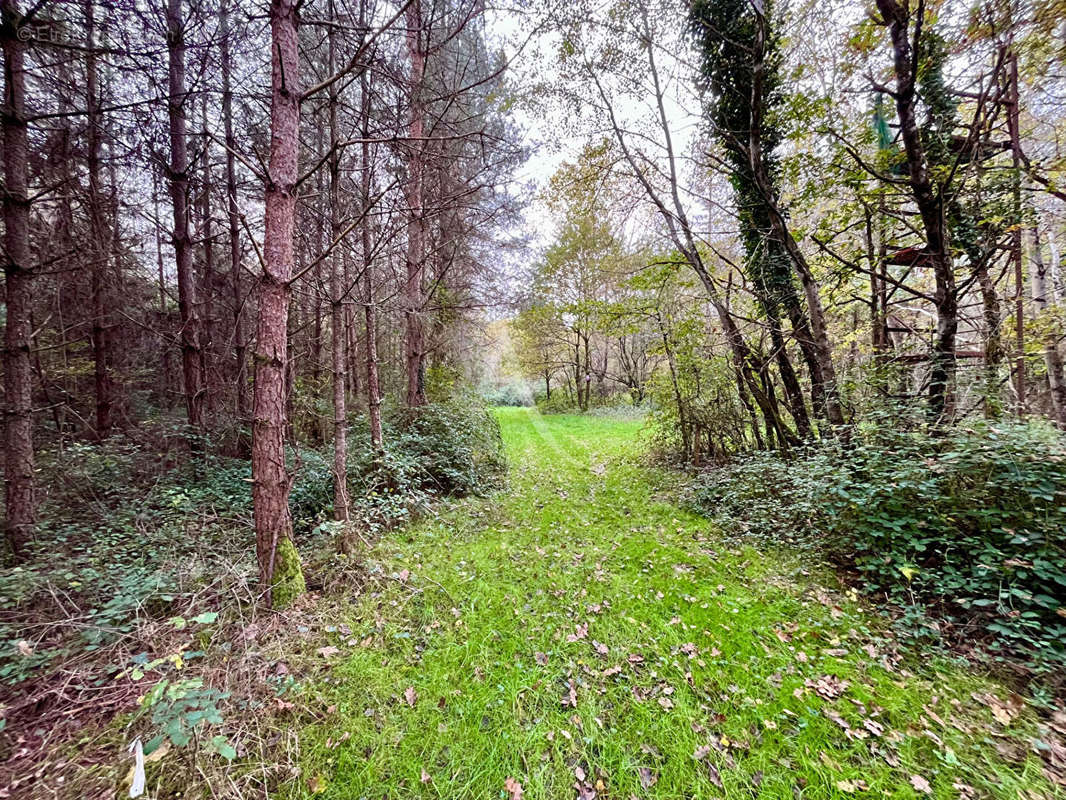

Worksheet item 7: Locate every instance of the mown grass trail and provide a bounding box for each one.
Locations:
[291,408,1054,799]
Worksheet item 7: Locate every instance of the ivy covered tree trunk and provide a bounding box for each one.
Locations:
[253,0,304,608]
[2,0,35,558]
[688,0,843,432]
[876,0,958,423]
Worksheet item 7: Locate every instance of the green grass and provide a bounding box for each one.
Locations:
[288,408,1056,799]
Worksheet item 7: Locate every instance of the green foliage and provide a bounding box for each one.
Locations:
[645,308,752,463]
[0,394,505,692]
[535,391,579,415]
[337,392,508,535]
[391,393,507,497]
[690,419,1066,671]
[424,364,464,403]
[481,380,534,407]
[137,676,233,758]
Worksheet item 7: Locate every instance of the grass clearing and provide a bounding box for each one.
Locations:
[288,408,1057,799]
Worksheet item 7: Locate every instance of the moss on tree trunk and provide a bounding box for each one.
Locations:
[270,535,305,609]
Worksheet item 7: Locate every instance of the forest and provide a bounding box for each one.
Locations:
[1,0,1065,797]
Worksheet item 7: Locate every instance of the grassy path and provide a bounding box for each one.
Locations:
[292,409,1054,799]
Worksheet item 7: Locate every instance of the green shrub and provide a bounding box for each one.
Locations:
[588,399,652,420]
[388,393,507,497]
[535,392,578,414]
[481,381,534,407]
[690,420,1066,671]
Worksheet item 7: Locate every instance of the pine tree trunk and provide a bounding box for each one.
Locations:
[199,94,219,415]
[1009,51,1025,415]
[253,0,304,608]
[85,0,115,439]
[404,0,427,407]
[2,0,35,557]
[360,49,383,450]
[327,3,349,522]
[220,1,249,419]
[166,0,205,431]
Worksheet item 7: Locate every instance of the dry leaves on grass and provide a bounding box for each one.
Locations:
[567,623,590,642]
[806,675,849,700]
[562,679,578,708]
[972,691,1024,726]
[836,778,869,792]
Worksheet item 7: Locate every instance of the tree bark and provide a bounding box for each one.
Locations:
[974,258,1003,416]
[327,2,349,522]
[199,93,219,414]
[2,0,35,557]
[1009,50,1025,415]
[360,41,383,450]
[1048,230,1064,302]
[166,0,205,431]
[1031,226,1066,426]
[85,0,115,439]
[220,1,249,419]
[767,316,810,437]
[253,0,304,608]
[403,0,427,407]
[1044,337,1066,430]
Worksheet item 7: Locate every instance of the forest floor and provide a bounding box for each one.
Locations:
[285,408,1059,799]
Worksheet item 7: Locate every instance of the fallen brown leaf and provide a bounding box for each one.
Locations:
[504,777,523,800]
[910,774,932,794]
[638,767,657,789]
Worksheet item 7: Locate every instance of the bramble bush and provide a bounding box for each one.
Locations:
[689,418,1066,673]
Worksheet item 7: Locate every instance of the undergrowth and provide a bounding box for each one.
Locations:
[688,418,1066,685]
[0,392,505,797]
